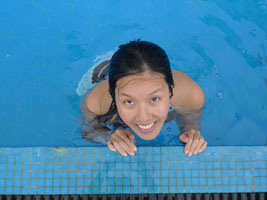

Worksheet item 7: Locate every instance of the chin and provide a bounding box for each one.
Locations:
[132,122,163,140]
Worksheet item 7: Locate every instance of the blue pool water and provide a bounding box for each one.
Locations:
[0,0,266,147]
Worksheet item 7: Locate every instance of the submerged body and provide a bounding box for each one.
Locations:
[81,40,207,157]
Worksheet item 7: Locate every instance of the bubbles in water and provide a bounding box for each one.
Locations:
[235,113,243,121]
[241,49,247,55]
[213,65,219,77]
[167,127,171,132]
[217,91,223,99]
[6,54,10,57]
[260,4,266,10]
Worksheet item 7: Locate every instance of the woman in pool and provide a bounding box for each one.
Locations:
[80,40,207,157]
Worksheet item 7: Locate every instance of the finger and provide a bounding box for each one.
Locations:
[184,132,194,155]
[112,140,128,157]
[107,141,116,152]
[192,136,205,155]
[116,134,136,156]
[179,133,188,143]
[199,141,208,153]
[188,135,201,156]
[125,132,137,151]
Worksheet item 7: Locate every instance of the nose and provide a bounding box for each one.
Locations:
[136,104,152,123]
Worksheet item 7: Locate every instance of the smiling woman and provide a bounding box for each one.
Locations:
[80,40,207,157]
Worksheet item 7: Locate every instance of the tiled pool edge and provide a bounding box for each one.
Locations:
[0,146,266,194]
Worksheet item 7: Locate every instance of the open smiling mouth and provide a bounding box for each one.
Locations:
[136,121,157,133]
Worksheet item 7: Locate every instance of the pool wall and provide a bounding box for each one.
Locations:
[0,146,266,194]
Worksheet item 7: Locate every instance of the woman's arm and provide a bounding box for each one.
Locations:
[171,70,207,156]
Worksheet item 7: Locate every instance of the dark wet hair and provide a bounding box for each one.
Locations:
[96,40,174,126]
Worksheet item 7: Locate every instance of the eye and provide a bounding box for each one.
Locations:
[151,97,160,103]
[124,100,134,105]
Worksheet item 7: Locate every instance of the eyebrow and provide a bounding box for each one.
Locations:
[119,88,163,97]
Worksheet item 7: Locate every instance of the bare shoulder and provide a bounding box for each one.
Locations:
[86,80,112,115]
[170,70,205,110]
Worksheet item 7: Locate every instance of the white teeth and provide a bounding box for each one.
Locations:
[138,122,154,129]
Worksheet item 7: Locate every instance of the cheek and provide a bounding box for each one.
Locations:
[116,105,133,123]
[158,104,170,119]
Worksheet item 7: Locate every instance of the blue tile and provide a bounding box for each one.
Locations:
[260,177,267,184]
[214,162,221,169]
[221,154,228,161]
[199,169,206,177]
[229,161,236,169]
[176,170,183,177]
[184,170,191,177]
[184,178,191,185]
[154,170,161,177]
[252,170,259,176]
[207,178,214,185]
[237,177,245,184]
[161,186,169,193]
[115,178,123,185]
[207,186,215,193]
[238,185,245,192]
[222,185,229,193]
[92,179,100,186]
[236,162,243,169]
[6,187,13,194]
[184,186,192,193]
[108,178,115,185]
[245,177,252,184]
[69,179,76,187]
[260,169,267,176]
[214,170,221,177]
[183,162,191,169]
[169,186,177,193]
[38,179,45,186]
[22,172,30,178]
[6,179,12,187]
[115,171,123,178]
[61,187,69,194]
[115,186,122,193]
[46,171,53,178]
[230,178,237,185]
[222,177,228,184]
[246,185,253,192]
[53,179,60,187]
[220,161,228,169]
[206,162,213,170]
[161,170,168,177]
[260,184,267,191]
[206,168,213,177]
[259,161,266,168]
[169,162,176,170]
[176,178,184,185]
[237,170,243,176]
[192,177,198,185]
[199,186,206,193]
[169,178,176,185]
[161,162,168,170]
[215,178,221,185]
[253,177,260,184]
[229,170,236,176]
[45,179,53,187]
[199,177,206,184]
[161,178,168,186]
[69,186,76,194]
[192,170,198,177]
[77,179,84,187]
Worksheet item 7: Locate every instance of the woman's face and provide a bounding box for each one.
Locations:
[115,72,170,140]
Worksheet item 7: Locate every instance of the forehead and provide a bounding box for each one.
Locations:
[116,72,167,92]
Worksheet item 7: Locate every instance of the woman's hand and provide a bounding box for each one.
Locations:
[179,129,207,156]
[107,129,137,157]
